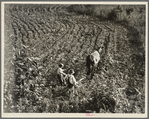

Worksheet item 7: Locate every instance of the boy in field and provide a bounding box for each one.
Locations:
[57,63,67,86]
[66,69,78,94]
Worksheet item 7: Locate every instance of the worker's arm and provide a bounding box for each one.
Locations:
[62,72,66,76]
[59,68,66,75]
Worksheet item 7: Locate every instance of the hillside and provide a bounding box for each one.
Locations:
[4,4,145,113]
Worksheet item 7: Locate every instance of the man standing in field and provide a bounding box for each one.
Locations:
[57,63,67,86]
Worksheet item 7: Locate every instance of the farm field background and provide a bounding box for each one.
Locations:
[4,4,145,113]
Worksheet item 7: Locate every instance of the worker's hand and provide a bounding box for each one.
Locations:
[75,82,78,85]
[75,82,81,88]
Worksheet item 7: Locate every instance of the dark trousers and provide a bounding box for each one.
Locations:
[57,74,63,86]
[67,82,73,89]
[86,55,95,76]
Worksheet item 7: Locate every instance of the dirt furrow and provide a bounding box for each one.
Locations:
[13,17,31,34]
[49,4,58,13]
[55,5,65,12]
[41,20,71,55]
[28,19,47,36]
[26,20,42,38]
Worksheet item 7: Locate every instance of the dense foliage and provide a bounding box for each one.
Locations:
[4,4,145,113]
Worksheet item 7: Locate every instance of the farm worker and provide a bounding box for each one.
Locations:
[86,46,104,76]
[57,63,67,86]
[66,69,78,94]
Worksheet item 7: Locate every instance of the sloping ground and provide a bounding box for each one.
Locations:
[4,4,145,113]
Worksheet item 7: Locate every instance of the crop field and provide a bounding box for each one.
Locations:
[3,4,145,113]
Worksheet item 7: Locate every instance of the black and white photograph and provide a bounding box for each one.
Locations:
[1,1,148,118]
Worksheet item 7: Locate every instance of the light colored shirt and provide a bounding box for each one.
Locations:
[90,51,100,65]
[68,74,78,85]
[57,68,65,75]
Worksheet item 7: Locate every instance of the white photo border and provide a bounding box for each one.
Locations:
[1,1,148,118]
